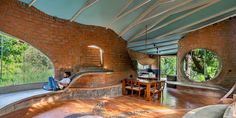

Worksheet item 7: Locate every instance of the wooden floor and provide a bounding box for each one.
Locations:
[2,88,220,118]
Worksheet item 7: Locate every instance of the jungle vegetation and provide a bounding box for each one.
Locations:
[183,48,220,82]
[160,56,177,78]
[0,33,54,87]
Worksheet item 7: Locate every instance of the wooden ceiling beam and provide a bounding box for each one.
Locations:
[147,48,178,55]
[130,40,178,51]
[150,6,236,41]
[135,43,178,52]
[70,0,99,22]
[174,11,236,37]
[107,0,151,28]
[128,0,215,42]
[127,34,182,48]
[28,0,37,7]
[119,0,191,36]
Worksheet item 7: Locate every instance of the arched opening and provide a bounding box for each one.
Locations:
[84,45,104,67]
[0,33,54,87]
[182,48,221,82]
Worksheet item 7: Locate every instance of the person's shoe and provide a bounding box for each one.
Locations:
[42,84,53,91]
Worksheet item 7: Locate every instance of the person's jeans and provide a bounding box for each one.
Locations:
[48,77,58,90]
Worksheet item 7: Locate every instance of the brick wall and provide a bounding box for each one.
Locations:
[178,17,236,88]
[71,74,112,88]
[0,0,136,87]
[81,47,102,67]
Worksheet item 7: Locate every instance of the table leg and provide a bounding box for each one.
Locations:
[146,83,151,101]
[122,80,126,95]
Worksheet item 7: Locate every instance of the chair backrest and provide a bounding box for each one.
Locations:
[160,80,166,90]
[152,81,165,93]
[125,79,132,86]
[132,80,140,87]
[155,82,162,90]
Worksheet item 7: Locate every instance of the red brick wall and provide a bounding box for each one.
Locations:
[0,0,135,87]
[81,47,102,67]
[178,17,236,88]
[70,74,112,88]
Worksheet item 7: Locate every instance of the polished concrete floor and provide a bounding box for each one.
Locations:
[2,88,220,118]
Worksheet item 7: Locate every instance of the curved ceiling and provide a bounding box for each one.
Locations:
[20,0,236,55]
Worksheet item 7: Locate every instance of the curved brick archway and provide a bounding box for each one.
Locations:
[0,0,135,86]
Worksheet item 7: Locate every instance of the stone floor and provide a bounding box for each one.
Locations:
[1,88,220,118]
[0,89,51,109]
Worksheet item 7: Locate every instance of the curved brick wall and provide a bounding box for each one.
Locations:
[0,0,136,86]
[178,17,236,89]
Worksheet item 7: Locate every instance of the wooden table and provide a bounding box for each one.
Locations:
[122,79,161,101]
[138,79,158,101]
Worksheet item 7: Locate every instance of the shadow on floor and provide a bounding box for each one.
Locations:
[64,113,103,118]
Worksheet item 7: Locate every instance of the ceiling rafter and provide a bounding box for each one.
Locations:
[130,40,178,50]
[149,6,236,41]
[106,0,134,28]
[107,0,151,28]
[174,11,236,37]
[140,45,178,53]
[130,0,219,42]
[159,47,178,52]
[119,0,191,36]
[128,35,182,48]
[158,48,178,55]
[139,0,192,24]
[116,0,134,18]
[128,0,215,42]
[147,47,178,54]
[28,0,37,7]
[131,0,173,22]
[157,44,178,51]
[70,0,99,22]
[135,43,178,52]
[148,51,172,55]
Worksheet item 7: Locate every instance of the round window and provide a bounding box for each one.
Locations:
[182,48,221,82]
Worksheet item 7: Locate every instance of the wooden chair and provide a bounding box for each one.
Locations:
[145,81,165,101]
[124,79,133,95]
[131,80,144,97]
[158,80,166,101]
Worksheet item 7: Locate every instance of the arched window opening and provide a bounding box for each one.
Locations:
[182,48,221,82]
[86,45,103,67]
[0,33,54,87]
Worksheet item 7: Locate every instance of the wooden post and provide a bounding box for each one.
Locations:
[122,79,126,95]
[146,83,151,101]
[158,55,161,80]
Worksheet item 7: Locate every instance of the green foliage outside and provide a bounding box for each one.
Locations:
[160,56,177,78]
[183,48,220,82]
[0,34,54,87]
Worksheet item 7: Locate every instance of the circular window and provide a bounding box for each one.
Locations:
[182,48,221,82]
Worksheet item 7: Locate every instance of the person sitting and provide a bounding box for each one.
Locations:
[43,72,71,91]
